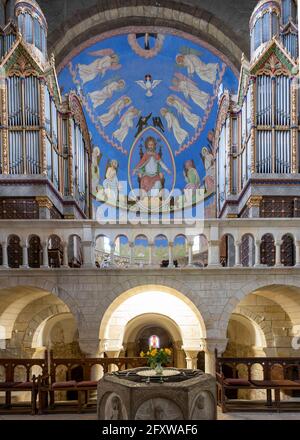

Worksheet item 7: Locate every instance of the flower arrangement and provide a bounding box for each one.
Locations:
[140,348,172,373]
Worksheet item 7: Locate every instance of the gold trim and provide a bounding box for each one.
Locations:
[36,196,53,209]
[247,196,263,208]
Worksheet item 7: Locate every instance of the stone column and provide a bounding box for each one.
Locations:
[148,242,154,266]
[295,241,300,267]
[129,242,134,266]
[184,350,199,369]
[21,244,29,269]
[168,242,174,268]
[105,350,121,373]
[62,242,69,268]
[79,339,102,388]
[174,341,186,368]
[235,241,242,267]
[82,240,94,268]
[187,241,193,267]
[200,338,228,376]
[255,239,261,267]
[1,242,8,268]
[275,240,283,267]
[109,242,116,266]
[207,240,221,267]
[41,241,49,269]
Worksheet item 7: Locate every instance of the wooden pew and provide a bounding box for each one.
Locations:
[0,357,47,414]
[215,352,300,413]
[38,353,147,413]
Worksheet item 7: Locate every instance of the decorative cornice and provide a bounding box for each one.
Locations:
[247,196,263,209]
[36,196,53,210]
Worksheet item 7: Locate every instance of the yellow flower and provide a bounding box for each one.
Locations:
[140,351,145,358]
[151,349,157,356]
[146,351,150,356]
[165,348,172,356]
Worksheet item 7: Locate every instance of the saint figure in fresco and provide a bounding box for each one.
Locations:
[176,53,218,85]
[183,159,201,204]
[133,136,171,194]
[103,159,119,201]
[91,147,102,196]
[201,147,215,193]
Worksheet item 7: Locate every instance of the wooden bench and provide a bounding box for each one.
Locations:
[0,358,47,414]
[38,353,147,413]
[216,353,300,413]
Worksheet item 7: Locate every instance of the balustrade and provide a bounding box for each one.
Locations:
[0,219,299,270]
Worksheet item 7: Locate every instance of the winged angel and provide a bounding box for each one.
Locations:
[78,49,121,85]
[170,72,210,110]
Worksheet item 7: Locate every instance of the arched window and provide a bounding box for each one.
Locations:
[28,235,42,268]
[7,235,22,268]
[281,234,295,266]
[260,234,275,266]
[48,235,63,268]
[241,234,255,267]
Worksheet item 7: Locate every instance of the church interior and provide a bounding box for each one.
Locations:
[0,0,299,420]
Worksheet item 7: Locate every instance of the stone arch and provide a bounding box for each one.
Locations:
[219,277,300,339]
[22,305,70,349]
[98,283,207,354]
[123,313,182,347]
[233,306,273,348]
[52,2,247,73]
[0,280,87,337]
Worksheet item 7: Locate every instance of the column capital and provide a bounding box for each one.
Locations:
[208,239,220,246]
[200,338,228,355]
[79,338,100,357]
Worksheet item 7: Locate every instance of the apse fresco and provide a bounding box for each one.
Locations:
[58,30,238,219]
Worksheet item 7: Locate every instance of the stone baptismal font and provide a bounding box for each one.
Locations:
[97,367,216,420]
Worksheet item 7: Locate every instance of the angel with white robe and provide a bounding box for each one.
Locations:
[176,53,218,85]
[99,96,131,127]
[166,95,200,129]
[89,79,125,108]
[77,49,121,85]
[112,106,140,143]
[170,73,210,110]
[160,108,188,145]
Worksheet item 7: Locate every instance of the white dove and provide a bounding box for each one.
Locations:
[135,74,162,97]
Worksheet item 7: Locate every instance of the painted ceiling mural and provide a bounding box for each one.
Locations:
[58,29,238,219]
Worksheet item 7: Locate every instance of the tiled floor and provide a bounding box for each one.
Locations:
[1,408,300,420]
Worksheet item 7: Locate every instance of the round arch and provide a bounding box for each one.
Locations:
[53,2,246,73]
[99,284,206,353]
[219,278,300,338]
[123,313,183,346]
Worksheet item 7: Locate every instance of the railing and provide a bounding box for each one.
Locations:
[0,218,299,269]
